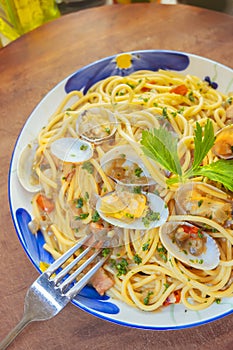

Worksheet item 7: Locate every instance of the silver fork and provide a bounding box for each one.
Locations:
[0,234,110,350]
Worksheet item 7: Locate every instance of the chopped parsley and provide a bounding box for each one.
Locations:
[111,258,129,277]
[102,248,111,257]
[134,167,143,177]
[133,254,142,265]
[162,107,169,119]
[80,144,88,151]
[157,246,167,262]
[82,161,94,174]
[142,240,151,251]
[188,91,195,102]
[133,186,142,194]
[142,208,160,227]
[75,198,84,208]
[75,213,89,220]
[143,291,153,305]
[92,210,100,222]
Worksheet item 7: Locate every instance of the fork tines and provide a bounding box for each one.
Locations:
[44,234,110,299]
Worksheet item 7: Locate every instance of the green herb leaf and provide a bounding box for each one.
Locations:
[192,119,215,171]
[192,159,233,192]
[141,127,182,176]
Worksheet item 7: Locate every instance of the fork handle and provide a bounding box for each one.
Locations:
[0,314,32,350]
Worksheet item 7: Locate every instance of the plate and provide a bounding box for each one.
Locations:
[8,50,233,330]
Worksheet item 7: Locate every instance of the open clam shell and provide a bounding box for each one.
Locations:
[76,107,117,144]
[212,124,233,159]
[17,142,41,192]
[100,144,157,186]
[159,221,220,270]
[96,191,169,230]
[50,137,93,163]
[175,182,232,226]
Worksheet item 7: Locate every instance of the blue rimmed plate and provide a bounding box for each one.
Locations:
[8,50,233,330]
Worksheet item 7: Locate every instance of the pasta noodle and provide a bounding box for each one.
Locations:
[26,69,233,312]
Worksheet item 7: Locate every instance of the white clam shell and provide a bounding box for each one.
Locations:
[159,221,220,270]
[175,182,232,226]
[100,144,157,186]
[212,124,233,159]
[17,142,41,193]
[50,137,93,163]
[96,192,169,230]
[76,107,117,143]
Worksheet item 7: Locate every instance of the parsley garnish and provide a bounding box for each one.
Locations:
[142,240,150,251]
[75,198,84,208]
[133,254,142,265]
[82,161,94,174]
[141,119,233,191]
[102,248,111,257]
[113,258,128,277]
[75,213,89,220]
[80,144,88,151]
[134,167,143,177]
[92,210,100,222]
[142,208,161,227]
[144,291,153,305]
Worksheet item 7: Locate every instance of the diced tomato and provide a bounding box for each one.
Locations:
[36,194,54,213]
[174,290,181,303]
[170,84,188,96]
[163,290,181,306]
[181,224,203,240]
[141,80,157,92]
[181,225,199,234]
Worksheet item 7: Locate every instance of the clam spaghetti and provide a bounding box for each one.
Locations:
[23,68,233,312]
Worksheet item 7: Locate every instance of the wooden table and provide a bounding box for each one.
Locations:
[0,3,233,349]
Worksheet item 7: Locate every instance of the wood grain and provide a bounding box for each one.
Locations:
[0,3,233,350]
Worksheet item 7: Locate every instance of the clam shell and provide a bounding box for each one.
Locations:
[175,182,232,225]
[96,192,169,230]
[100,144,157,186]
[76,107,117,144]
[50,137,93,163]
[17,142,41,192]
[212,124,233,159]
[159,221,220,270]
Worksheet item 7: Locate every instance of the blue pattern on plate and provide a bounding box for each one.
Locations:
[65,50,190,94]
[15,208,120,315]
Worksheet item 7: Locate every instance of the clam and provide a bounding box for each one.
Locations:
[212,124,233,159]
[100,145,156,186]
[175,182,232,226]
[17,142,41,192]
[50,137,93,163]
[159,221,220,270]
[96,190,169,230]
[76,107,117,143]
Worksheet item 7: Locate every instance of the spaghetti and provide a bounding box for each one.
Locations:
[26,69,233,312]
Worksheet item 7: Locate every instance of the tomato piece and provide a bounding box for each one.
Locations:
[174,290,181,303]
[163,290,181,306]
[36,194,54,213]
[141,87,150,92]
[181,225,199,234]
[170,84,188,95]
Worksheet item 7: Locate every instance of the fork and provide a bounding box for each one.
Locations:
[0,234,110,350]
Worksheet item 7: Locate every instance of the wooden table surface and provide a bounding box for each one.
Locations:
[0,3,233,350]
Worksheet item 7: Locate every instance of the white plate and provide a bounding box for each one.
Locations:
[8,50,233,330]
